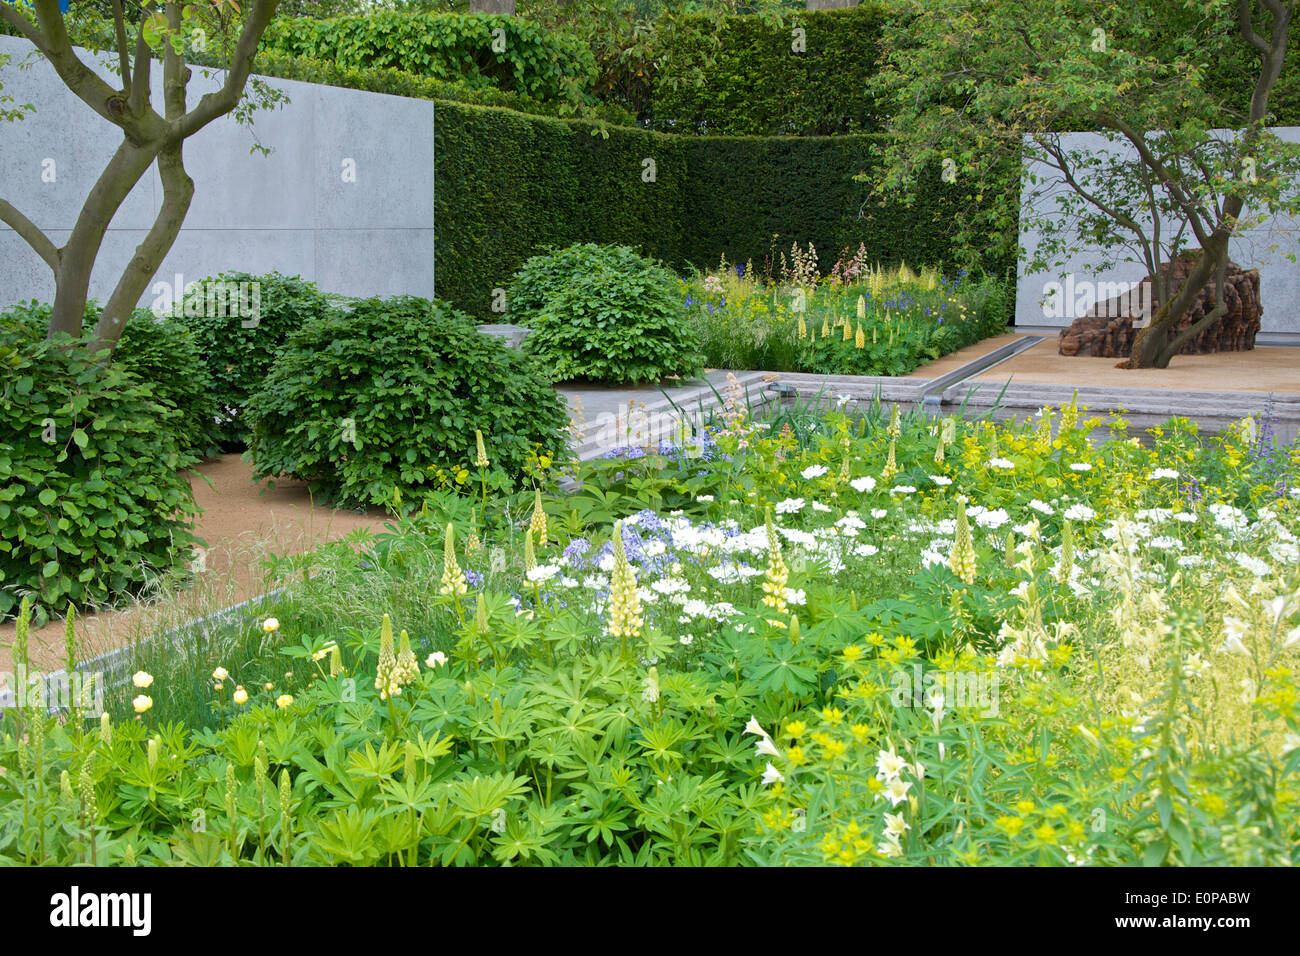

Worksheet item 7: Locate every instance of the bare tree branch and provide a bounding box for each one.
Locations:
[0,199,60,273]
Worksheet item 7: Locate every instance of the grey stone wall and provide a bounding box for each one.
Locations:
[1015,128,1300,345]
[0,34,434,311]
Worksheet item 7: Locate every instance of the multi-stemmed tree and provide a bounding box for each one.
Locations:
[0,0,282,351]
[871,0,1300,368]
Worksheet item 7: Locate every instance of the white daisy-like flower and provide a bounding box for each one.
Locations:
[1147,468,1180,480]
[775,497,806,514]
[1069,462,1093,472]
[871,509,888,519]
[891,485,917,494]
[812,501,832,512]
[1028,499,1054,515]
[976,508,1010,530]
[850,476,877,493]
[1064,504,1096,521]
[988,457,1015,469]
[929,475,953,486]
[802,464,829,480]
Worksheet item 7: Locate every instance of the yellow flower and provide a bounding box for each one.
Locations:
[821,706,844,725]
[276,694,294,709]
[786,746,806,766]
[132,695,152,714]
[949,496,976,585]
[1015,799,1035,814]
[439,523,468,597]
[842,645,863,663]
[995,815,1025,836]
[264,681,274,691]
[262,617,280,633]
[132,671,153,689]
[212,666,229,682]
[474,428,489,468]
[785,720,807,738]
[606,521,643,640]
[233,686,249,705]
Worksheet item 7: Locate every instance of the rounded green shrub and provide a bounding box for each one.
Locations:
[0,320,202,624]
[176,272,339,447]
[510,243,702,385]
[1,300,223,459]
[243,295,571,509]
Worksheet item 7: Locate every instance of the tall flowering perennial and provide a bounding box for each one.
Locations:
[761,508,791,616]
[1056,520,1074,584]
[439,523,467,597]
[855,323,866,349]
[935,415,957,464]
[1035,406,1054,452]
[607,521,643,642]
[949,496,977,585]
[524,530,537,574]
[1059,391,1079,432]
[886,403,902,440]
[394,629,420,689]
[529,488,548,546]
[474,429,489,469]
[375,613,401,700]
[881,438,899,482]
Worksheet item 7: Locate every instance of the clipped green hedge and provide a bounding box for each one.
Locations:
[434,102,690,319]
[646,6,887,135]
[434,99,1012,320]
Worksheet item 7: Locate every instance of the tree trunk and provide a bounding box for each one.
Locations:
[93,141,195,350]
[48,139,160,340]
[1125,242,1226,368]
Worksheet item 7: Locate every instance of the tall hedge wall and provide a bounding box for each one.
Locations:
[434,100,1012,321]
[646,6,887,135]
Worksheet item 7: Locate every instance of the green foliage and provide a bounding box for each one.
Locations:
[646,6,887,135]
[434,99,1008,321]
[260,12,598,104]
[177,272,339,448]
[0,323,201,625]
[243,295,570,509]
[511,243,703,385]
[0,300,223,459]
[6,398,1299,865]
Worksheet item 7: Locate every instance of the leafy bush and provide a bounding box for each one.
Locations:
[1,300,224,459]
[0,322,202,624]
[511,243,702,385]
[260,12,598,104]
[243,295,570,509]
[177,272,339,447]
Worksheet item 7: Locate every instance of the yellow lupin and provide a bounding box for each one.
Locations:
[607,521,643,641]
[439,523,467,597]
[529,488,548,546]
[949,496,976,585]
[474,429,489,469]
